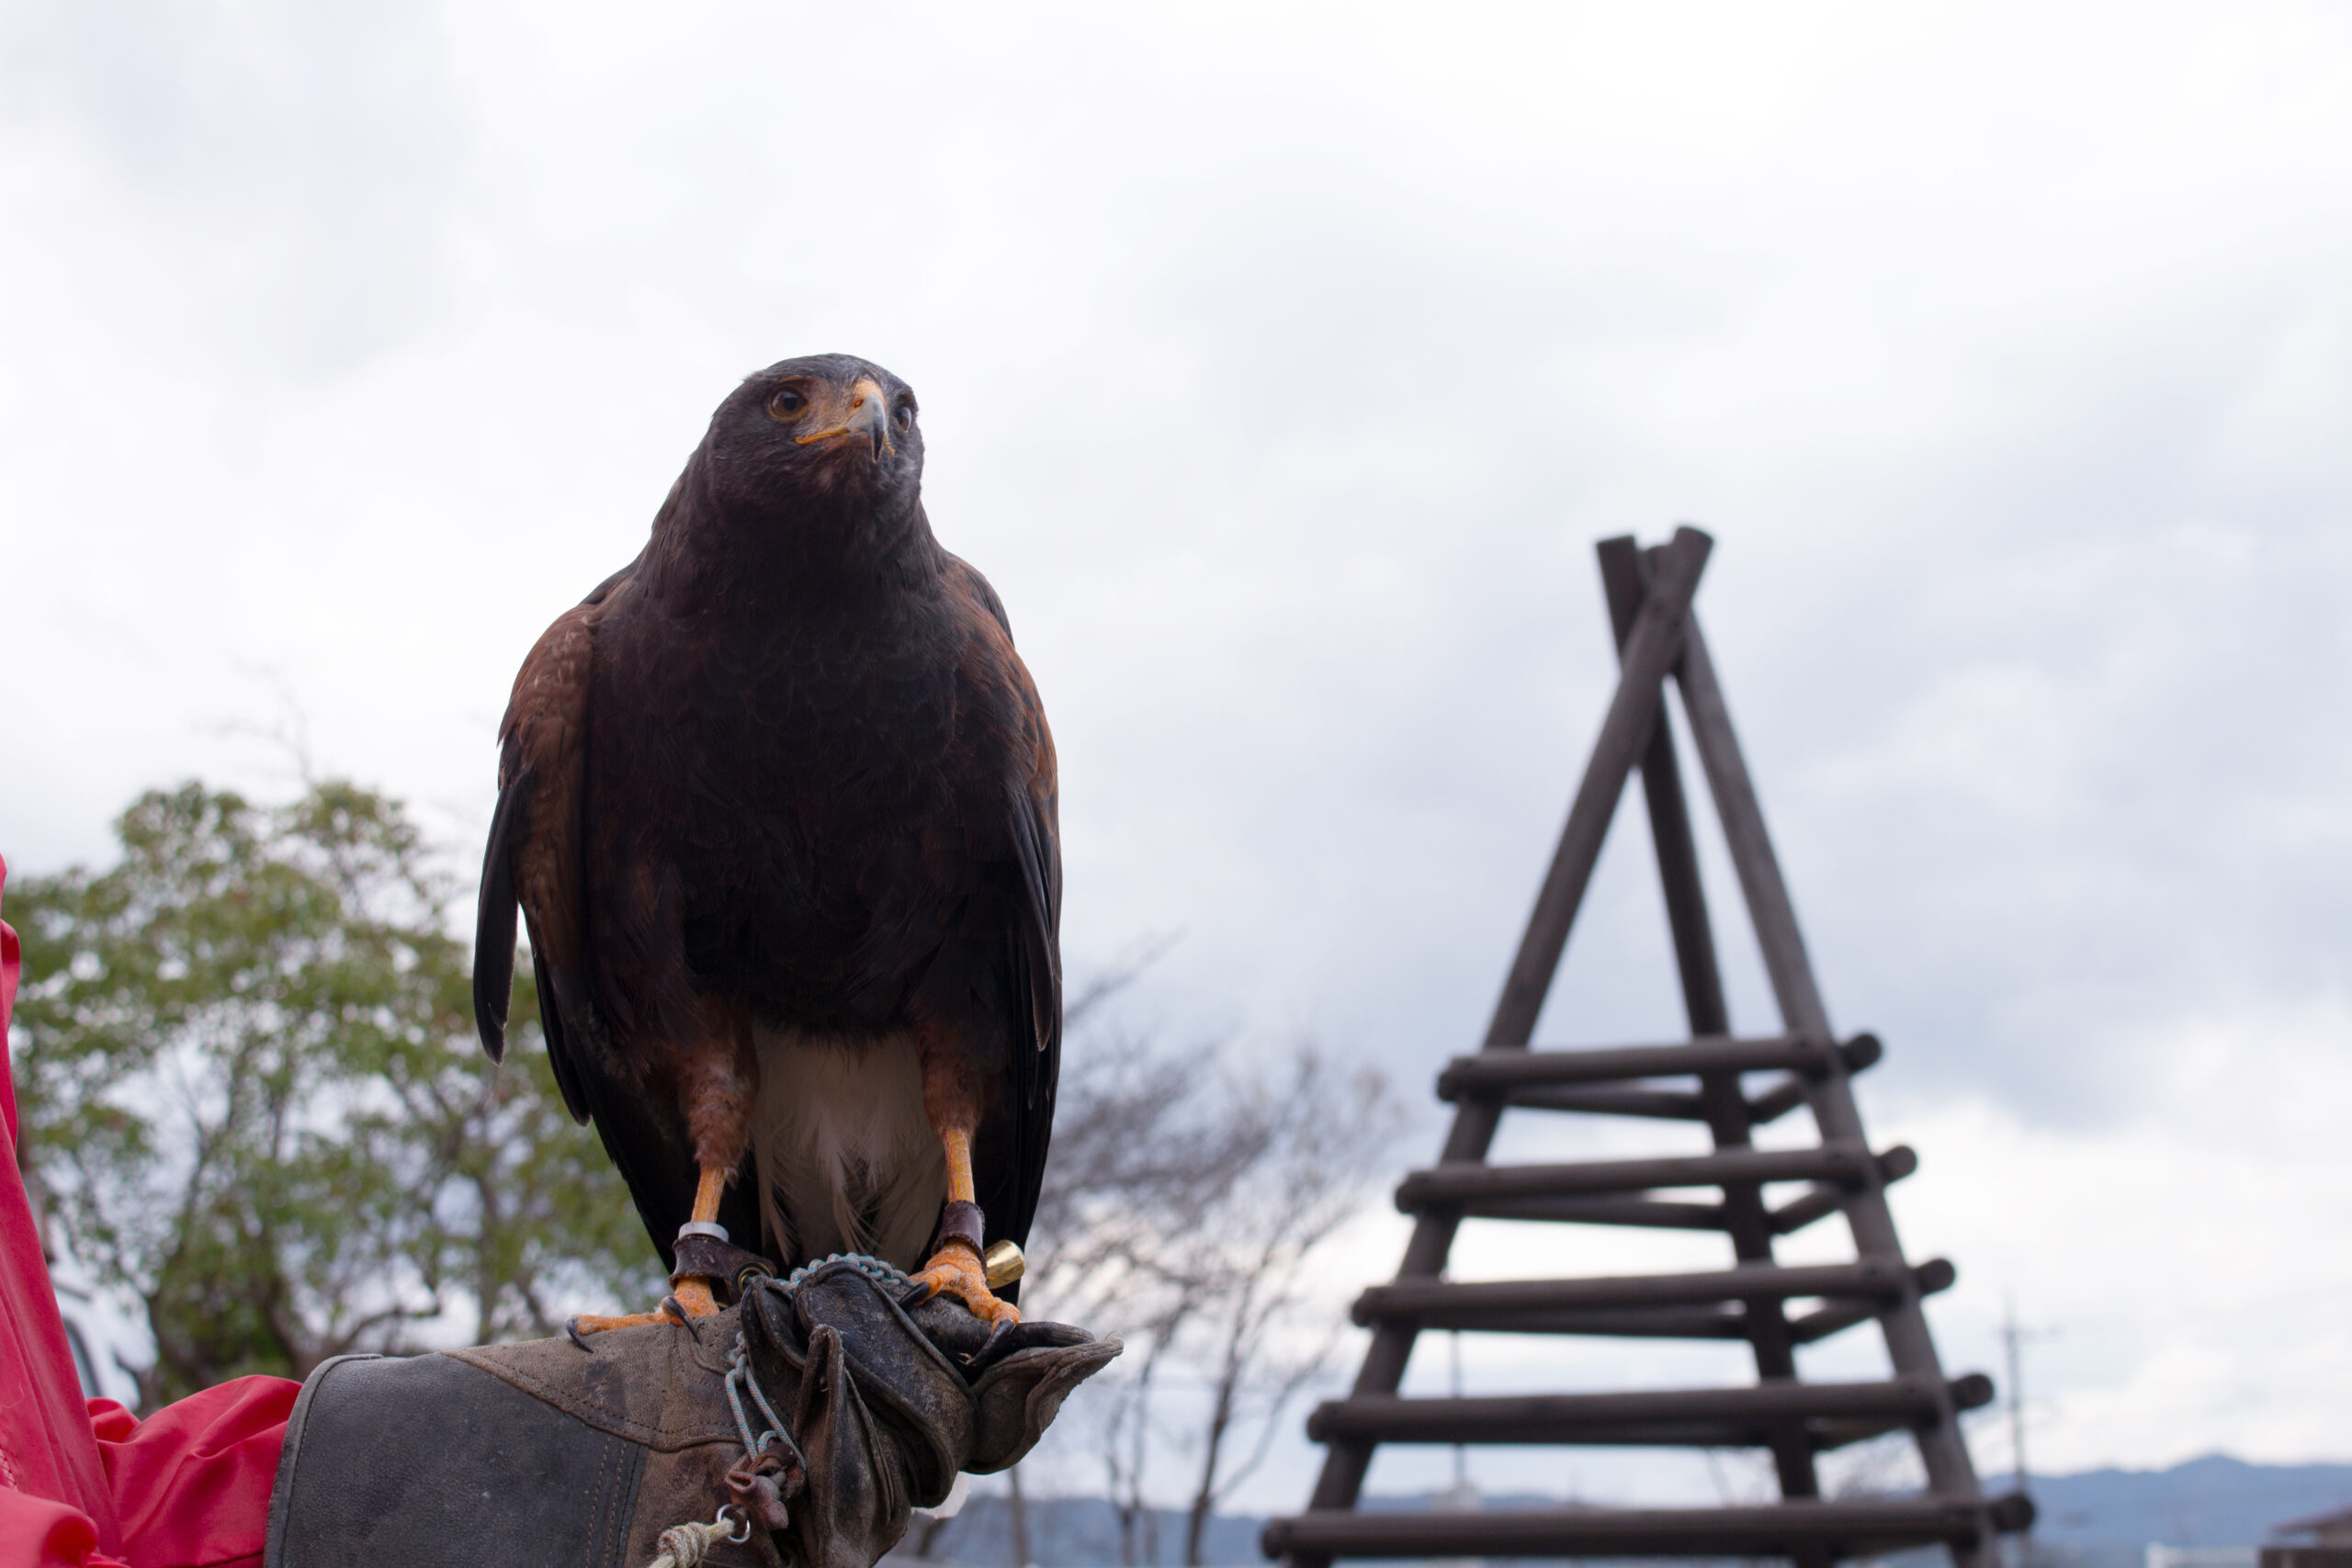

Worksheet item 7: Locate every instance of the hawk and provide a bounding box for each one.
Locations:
[474,355,1059,1333]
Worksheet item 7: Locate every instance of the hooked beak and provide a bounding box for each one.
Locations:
[796,378,894,460]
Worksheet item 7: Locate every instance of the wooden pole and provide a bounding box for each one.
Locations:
[1671,603,1994,1568]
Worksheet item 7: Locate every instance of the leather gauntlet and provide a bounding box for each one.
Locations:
[265,1260,1119,1568]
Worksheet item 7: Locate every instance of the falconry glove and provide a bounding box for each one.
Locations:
[265,1260,1119,1568]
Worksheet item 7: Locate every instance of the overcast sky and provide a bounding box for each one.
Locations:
[5,0,2349,1517]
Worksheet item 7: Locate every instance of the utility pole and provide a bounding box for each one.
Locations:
[1999,1295,2054,1568]
[2002,1295,2029,1501]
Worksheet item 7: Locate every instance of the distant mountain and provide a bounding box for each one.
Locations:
[898,1455,2352,1568]
[2029,1453,2352,1552]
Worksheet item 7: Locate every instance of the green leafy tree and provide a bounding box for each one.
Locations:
[6,779,661,1405]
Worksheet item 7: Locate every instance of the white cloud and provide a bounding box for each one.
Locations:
[1876,998,2352,1471]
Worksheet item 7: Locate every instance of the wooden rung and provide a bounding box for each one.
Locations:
[1506,1058,1883,1129]
[1461,1194,1729,1230]
[1448,1306,1750,1337]
[1770,1183,1848,1235]
[1509,1073,1821,1125]
[1396,1279,1958,1340]
[1770,1145,1918,1234]
[1263,1495,2036,1561]
[1352,1258,1950,1328]
[1747,1072,1811,1123]
[1396,1143,1908,1212]
[1506,1084,1706,1118]
[1506,1064,1874,1126]
[1306,1374,1996,1448]
[1791,1258,1956,1342]
[1436,1032,1882,1100]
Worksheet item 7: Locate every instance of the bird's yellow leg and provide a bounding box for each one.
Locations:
[570,1165,729,1337]
[944,1127,973,1204]
[904,1124,1021,1326]
[671,1165,728,1315]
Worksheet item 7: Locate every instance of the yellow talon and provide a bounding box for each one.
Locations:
[909,1238,1021,1325]
[568,1167,731,1337]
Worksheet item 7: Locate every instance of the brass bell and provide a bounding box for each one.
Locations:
[982,1238,1026,1291]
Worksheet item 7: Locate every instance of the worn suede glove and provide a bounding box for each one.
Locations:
[266,1261,1120,1568]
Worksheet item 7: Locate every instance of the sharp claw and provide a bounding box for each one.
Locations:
[899,1279,939,1312]
[660,1295,704,1340]
[567,1317,593,1352]
[978,1318,1016,1360]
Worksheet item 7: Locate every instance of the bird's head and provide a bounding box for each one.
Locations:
[696,353,926,529]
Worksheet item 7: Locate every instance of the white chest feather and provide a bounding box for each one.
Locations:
[751,1028,944,1271]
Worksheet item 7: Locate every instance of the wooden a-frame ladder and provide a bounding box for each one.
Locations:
[1265,528,2030,1568]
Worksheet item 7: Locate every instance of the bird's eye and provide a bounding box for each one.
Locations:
[895,400,915,430]
[768,387,808,419]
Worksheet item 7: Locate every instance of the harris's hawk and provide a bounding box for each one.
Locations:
[473,355,1059,1332]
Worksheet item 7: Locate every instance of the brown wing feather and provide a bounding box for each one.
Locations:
[502,604,595,969]
[474,592,604,1122]
[943,555,1062,1263]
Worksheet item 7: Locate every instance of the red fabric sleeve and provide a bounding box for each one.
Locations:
[0,1493,129,1568]
[0,854,296,1568]
[87,1381,297,1568]
[0,851,122,1561]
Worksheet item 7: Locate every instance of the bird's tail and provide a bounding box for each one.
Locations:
[751,1030,946,1271]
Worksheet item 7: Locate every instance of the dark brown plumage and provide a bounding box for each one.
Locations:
[473,354,1058,1325]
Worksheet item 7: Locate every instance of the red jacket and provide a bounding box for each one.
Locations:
[0,853,296,1568]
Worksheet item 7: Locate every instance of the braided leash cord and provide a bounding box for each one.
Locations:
[643,1506,750,1568]
[776,1250,914,1292]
